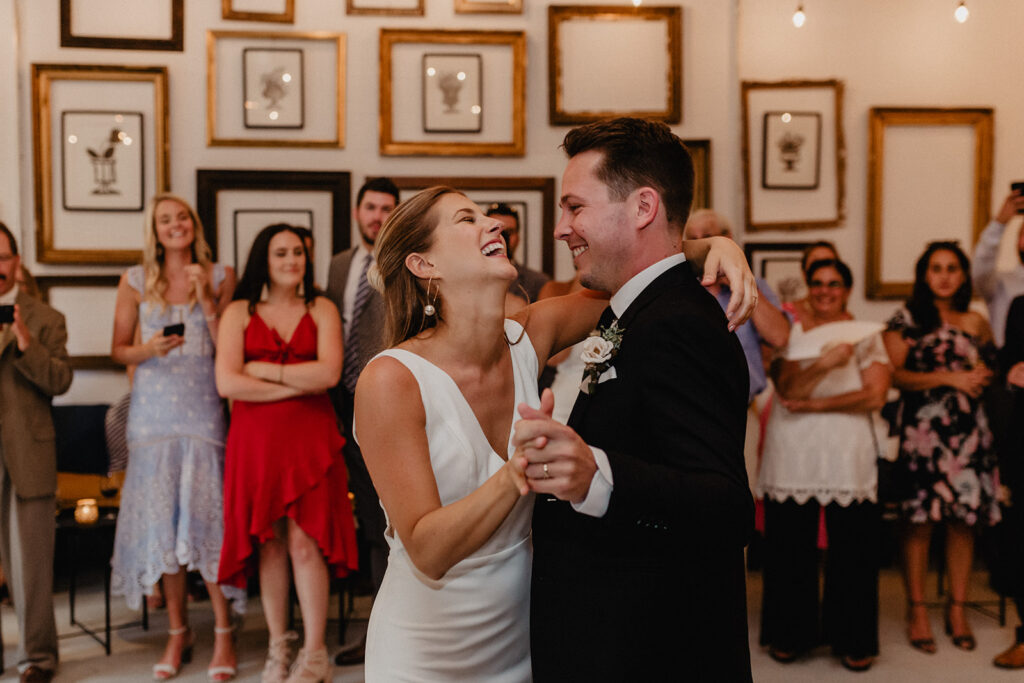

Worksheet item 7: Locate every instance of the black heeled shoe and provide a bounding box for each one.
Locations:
[840,655,874,672]
[906,600,937,654]
[945,601,976,651]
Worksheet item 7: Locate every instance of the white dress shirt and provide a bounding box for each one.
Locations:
[573,253,688,518]
[972,218,1024,347]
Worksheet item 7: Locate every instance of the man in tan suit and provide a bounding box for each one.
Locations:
[0,222,72,683]
[326,178,398,665]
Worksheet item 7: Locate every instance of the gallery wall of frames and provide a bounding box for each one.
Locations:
[2,0,1024,402]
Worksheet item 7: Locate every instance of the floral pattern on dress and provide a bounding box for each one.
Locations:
[887,308,1000,526]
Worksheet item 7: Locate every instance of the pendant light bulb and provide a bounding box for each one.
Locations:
[792,4,806,28]
[954,1,969,23]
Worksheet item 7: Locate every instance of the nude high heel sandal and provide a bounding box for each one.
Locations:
[208,624,238,682]
[153,625,194,680]
[285,648,331,683]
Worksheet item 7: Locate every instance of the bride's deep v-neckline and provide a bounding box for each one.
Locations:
[398,345,520,462]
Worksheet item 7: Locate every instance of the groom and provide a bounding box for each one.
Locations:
[514,118,754,681]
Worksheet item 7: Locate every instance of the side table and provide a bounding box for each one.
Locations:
[55,508,148,654]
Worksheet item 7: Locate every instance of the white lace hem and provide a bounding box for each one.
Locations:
[760,485,877,507]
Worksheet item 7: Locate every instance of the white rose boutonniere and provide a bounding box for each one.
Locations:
[580,319,625,395]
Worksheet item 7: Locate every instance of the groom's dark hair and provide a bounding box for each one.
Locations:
[561,117,695,230]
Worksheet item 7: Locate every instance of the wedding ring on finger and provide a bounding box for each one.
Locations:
[543,463,551,479]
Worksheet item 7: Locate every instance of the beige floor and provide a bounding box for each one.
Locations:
[0,568,1017,681]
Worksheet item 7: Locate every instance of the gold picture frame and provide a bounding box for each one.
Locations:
[866,107,994,299]
[60,0,184,51]
[347,0,424,16]
[684,138,712,211]
[548,5,682,125]
[380,29,526,157]
[741,79,846,231]
[37,276,121,370]
[222,0,295,23]
[31,64,169,264]
[207,30,345,148]
[455,0,523,14]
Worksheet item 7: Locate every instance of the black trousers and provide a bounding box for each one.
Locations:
[760,498,880,658]
[339,388,389,593]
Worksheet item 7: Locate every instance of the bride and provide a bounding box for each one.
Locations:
[354,186,753,681]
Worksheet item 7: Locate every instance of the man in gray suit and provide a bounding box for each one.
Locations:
[326,178,399,664]
[0,222,72,683]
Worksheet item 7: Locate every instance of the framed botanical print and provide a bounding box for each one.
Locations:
[741,79,845,231]
[207,30,345,147]
[380,29,526,156]
[32,64,169,264]
[422,53,483,133]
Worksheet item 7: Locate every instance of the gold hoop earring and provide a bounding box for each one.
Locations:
[423,277,437,317]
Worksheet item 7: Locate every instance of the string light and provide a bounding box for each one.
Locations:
[631,0,642,6]
[954,1,969,23]
[792,4,806,28]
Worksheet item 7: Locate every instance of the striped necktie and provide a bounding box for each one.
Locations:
[342,253,373,393]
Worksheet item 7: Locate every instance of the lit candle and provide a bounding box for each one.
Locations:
[75,498,99,525]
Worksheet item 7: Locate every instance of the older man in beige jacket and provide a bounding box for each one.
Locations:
[0,222,72,683]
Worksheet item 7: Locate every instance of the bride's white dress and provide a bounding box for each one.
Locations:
[362,320,538,682]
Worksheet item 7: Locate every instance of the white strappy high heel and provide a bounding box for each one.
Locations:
[153,625,194,680]
[208,624,238,682]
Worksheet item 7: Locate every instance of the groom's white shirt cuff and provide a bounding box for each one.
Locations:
[571,253,688,519]
[572,447,613,517]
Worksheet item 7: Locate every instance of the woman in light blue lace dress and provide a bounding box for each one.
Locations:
[110,194,242,681]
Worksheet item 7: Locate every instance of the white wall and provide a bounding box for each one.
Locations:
[20,0,1023,401]
[7,0,740,403]
[738,0,1024,322]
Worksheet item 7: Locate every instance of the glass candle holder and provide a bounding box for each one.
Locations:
[74,498,99,525]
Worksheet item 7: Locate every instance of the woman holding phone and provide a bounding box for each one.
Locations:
[110,193,242,681]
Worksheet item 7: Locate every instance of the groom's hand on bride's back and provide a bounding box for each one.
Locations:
[513,389,597,504]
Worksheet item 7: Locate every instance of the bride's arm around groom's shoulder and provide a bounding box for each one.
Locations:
[354,356,529,581]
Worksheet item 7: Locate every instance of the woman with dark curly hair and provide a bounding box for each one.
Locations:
[883,241,999,655]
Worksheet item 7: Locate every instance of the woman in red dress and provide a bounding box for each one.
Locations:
[216,224,357,683]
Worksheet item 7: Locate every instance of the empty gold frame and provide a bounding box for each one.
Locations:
[455,0,522,14]
[222,0,295,23]
[548,5,681,125]
[866,107,994,299]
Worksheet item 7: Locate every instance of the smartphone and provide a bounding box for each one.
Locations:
[0,305,13,324]
[1013,182,1024,213]
[162,322,185,337]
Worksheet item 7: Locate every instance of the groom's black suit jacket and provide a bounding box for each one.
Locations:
[531,262,754,682]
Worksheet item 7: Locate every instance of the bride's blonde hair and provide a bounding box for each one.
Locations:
[141,193,214,311]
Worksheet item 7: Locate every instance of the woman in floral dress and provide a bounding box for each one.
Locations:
[883,241,999,655]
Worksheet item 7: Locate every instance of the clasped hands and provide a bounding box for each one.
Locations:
[2,304,33,352]
[506,389,597,503]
